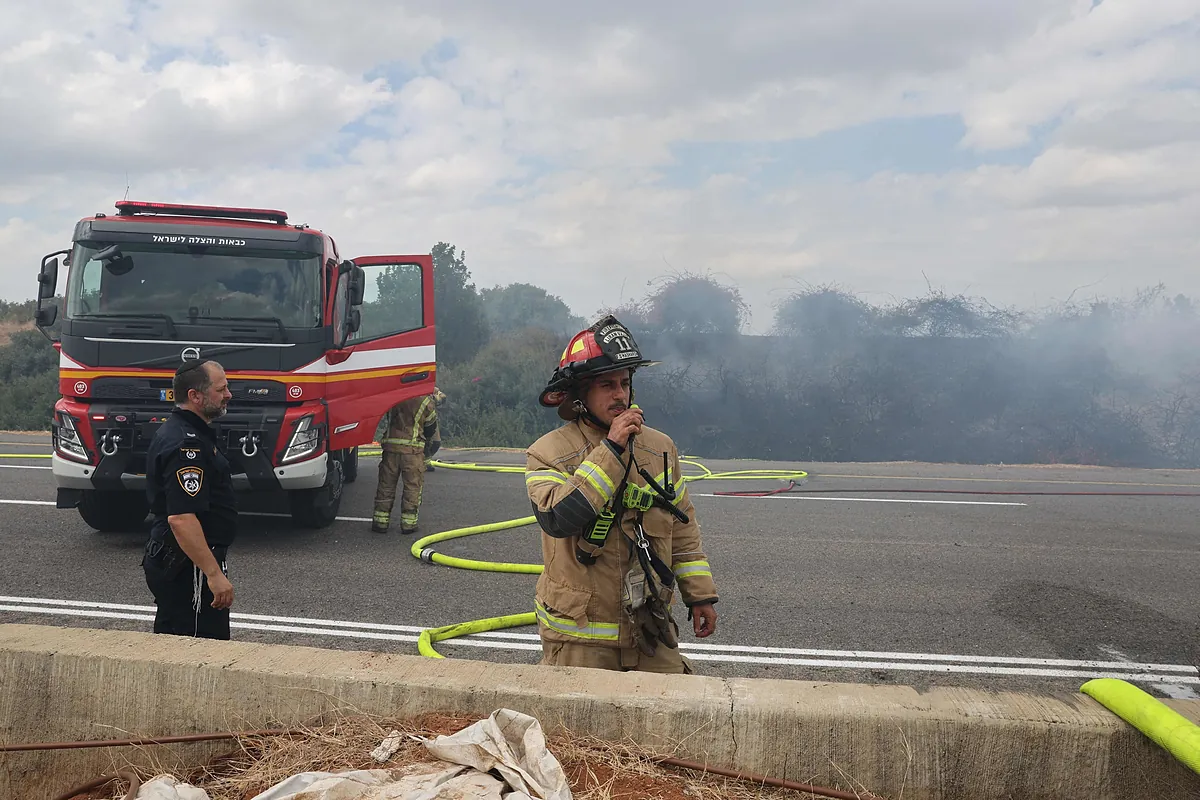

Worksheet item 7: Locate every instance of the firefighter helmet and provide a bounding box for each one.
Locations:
[539,315,656,417]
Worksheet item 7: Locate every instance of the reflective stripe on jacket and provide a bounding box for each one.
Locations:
[526,420,718,648]
[381,395,438,451]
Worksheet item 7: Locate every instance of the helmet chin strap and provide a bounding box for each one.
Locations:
[572,374,636,435]
[572,398,610,432]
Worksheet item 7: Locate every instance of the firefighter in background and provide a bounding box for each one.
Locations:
[372,388,439,534]
[525,315,718,673]
[424,387,448,472]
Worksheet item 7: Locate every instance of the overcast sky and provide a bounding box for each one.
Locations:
[2,1,1198,331]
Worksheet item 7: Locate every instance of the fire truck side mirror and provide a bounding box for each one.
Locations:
[347,308,361,334]
[37,256,59,300]
[347,265,366,306]
[36,305,58,327]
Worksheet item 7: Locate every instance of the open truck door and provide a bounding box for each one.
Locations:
[324,254,436,454]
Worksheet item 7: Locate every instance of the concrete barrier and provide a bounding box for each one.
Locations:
[1,623,1198,799]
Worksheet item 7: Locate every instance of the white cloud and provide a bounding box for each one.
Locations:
[2,0,1199,331]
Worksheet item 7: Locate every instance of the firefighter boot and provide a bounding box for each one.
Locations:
[371,510,390,534]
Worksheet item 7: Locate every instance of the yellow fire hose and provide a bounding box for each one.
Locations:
[403,456,808,658]
[1081,678,1200,775]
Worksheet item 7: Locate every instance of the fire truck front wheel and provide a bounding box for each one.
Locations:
[78,490,150,533]
[288,457,344,529]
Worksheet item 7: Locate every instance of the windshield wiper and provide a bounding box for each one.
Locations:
[190,316,288,342]
[77,313,178,336]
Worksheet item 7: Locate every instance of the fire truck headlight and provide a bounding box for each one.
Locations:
[55,413,89,462]
[281,415,322,463]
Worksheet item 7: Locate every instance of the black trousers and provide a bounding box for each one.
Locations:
[142,549,230,640]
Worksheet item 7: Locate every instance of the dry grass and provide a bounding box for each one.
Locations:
[0,320,31,346]
[71,710,873,800]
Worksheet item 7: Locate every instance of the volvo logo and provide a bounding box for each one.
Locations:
[181,346,201,362]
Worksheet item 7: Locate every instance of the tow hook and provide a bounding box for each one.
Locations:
[99,431,122,457]
[240,432,260,458]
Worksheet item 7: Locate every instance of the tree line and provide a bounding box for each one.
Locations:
[3,249,1199,469]
[433,266,1200,468]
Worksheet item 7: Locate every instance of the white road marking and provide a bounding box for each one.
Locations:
[1,595,1195,685]
[0,502,374,522]
[241,511,374,523]
[701,494,1027,506]
[0,604,539,650]
[0,465,51,470]
[1099,645,1200,699]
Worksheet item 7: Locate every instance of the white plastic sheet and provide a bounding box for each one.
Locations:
[134,775,212,800]
[248,709,572,800]
[425,708,571,800]
[248,763,508,800]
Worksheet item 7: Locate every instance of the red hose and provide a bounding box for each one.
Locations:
[51,769,140,800]
[714,486,1200,497]
[655,755,884,800]
[0,728,297,752]
[18,729,888,800]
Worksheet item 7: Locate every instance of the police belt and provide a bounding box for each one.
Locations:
[146,532,228,573]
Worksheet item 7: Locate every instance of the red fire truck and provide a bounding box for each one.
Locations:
[33,201,436,531]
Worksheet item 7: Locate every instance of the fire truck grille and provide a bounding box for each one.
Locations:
[90,379,164,400]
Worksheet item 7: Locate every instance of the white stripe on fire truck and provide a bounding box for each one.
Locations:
[293,345,437,374]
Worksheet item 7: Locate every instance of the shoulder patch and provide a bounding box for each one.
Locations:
[180,447,201,461]
[177,466,204,497]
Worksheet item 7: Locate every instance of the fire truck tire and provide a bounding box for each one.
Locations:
[343,447,359,483]
[78,490,150,532]
[288,457,344,529]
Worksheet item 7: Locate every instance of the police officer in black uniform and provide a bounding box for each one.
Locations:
[142,359,238,639]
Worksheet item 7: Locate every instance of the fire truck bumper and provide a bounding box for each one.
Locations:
[264,453,329,491]
[51,452,329,494]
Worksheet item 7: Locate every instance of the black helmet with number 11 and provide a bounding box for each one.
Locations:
[539,315,657,422]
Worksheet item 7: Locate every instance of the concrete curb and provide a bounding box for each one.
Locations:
[2,624,1198,799]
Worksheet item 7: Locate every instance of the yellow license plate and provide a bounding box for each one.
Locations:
[159,389,175,402]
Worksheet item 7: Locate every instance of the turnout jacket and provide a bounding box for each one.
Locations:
[526,420,718,649]
[381,394,438,453]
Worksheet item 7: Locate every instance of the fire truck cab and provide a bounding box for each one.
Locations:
[34,201,436,531]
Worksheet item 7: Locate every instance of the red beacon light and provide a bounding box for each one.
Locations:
[114,201,289,225]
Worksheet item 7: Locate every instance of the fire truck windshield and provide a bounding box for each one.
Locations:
[65,242,323,329]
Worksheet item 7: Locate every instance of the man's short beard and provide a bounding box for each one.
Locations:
[201,401,227,420]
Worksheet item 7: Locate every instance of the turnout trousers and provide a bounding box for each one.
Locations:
[539,639,694,674]
[373,447,425,532]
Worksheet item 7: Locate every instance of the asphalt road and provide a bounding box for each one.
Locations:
[1,431,1198,699]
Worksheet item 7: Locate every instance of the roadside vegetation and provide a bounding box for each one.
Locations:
[3,250,1199,468]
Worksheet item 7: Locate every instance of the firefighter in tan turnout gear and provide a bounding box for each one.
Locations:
[424,387,447,472]
[372,388,441,534]
[525,315,718,673]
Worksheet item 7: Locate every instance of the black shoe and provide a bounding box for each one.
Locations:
[401,526,418,535]
[371,522,389,534]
